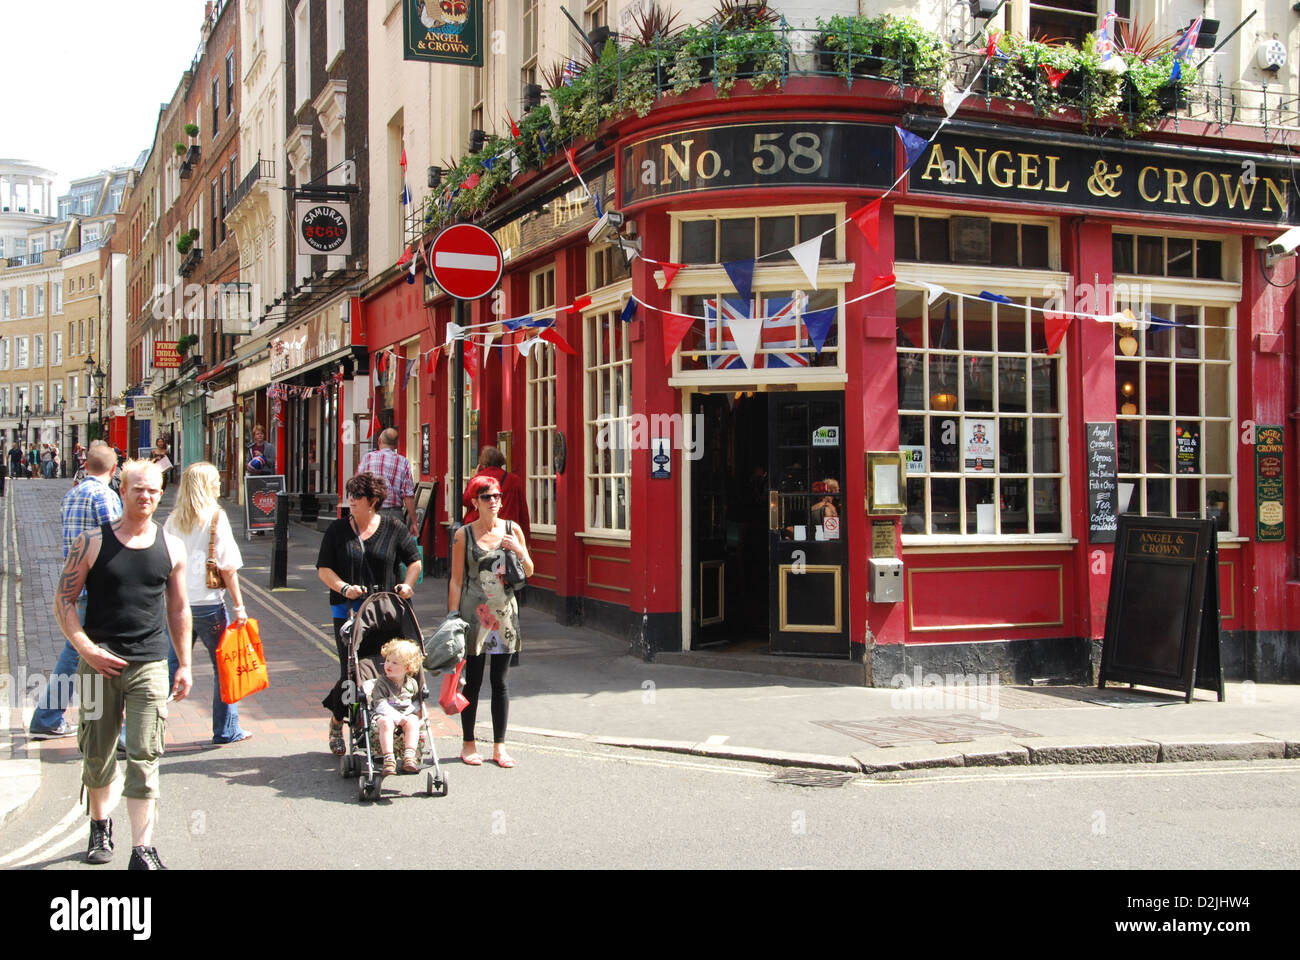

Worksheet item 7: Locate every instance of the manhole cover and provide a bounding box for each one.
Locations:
[770,769,854,788]
[812,715,1039,747]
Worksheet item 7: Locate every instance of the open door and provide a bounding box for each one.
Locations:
[768,393,849,657]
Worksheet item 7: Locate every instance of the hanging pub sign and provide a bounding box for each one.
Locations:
[1099,515,1224,702]
[620,121,894,207]
[402,0,483,66]
[295,201,352,257]
[1255,424,1285,542]
[909,131,1300,225]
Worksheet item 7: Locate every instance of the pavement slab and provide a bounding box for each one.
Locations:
[1155,736,1287,763]
[1013,735,1162,765]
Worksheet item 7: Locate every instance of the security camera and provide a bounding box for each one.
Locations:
[588,209,626,243]
[1266,226,1300,258]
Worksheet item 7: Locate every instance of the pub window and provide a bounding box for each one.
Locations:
[1028,0,1129,46]
[584,309,632,535]
[521,0,538,90]
[584,1,607,31]
[680,212,836,265]
[1112,232,1224,280]
[527,264,558,530]
[470,56,484,140]
[897,289,1068,537]
[895,214,1053,269]
[1113,294,1235,532]
[525,339,557,531]
[445,354,473,511]
[588,243,631,290]
[212,77,220,137]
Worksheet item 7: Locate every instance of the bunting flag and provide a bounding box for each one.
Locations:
[869,273,896,294]
[1044,311,1071,355]
[502,316,529,332]
[425,351,437,375]
[979,291,1014,304]
[722,259,755,301]
[942,81,970,118]
[400,147,410,209]
[403,358,416,389]
[518,337,542,359]
[445,321,466,344]
[481,156,497,170]
[620,299,638,323]
[849,200,881,250]
[396,245,414,268]
[705,297,810,369]
[804,306,837,355]
[406,240,422,284]
[540,327,577,355]
[572,294,593,313]
[507,110,521,141]
[789,237,823,290]
[482,331,498,360]
[895,126,929,171]
[657,263,685,290]
[916,281,946,304]
[987,30,1001,60]
[662,310,697,366]
[462,339,480,378]
[564,146,581,180]
[1042,64,1069,89]
[462,173,481,190]
[726,311,764,371]
[537,132,549,155]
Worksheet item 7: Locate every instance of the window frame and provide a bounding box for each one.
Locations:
[895,263,1074,543]
[668,203,851,387]
[583,304,633,538]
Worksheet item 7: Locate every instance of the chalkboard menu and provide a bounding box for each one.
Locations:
[1086,422,1118,544]
[244,474,286,539]
[1099,516,1224,702]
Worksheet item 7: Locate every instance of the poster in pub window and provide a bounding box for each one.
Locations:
[403,1,484,66]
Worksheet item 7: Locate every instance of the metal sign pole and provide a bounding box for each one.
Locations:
[453,298,466,535]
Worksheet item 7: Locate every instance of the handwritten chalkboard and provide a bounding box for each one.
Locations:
[1086,422,1118,544]
[1099,515,1224,702]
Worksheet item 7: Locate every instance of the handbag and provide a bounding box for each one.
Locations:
[205,514,224,589]
[438,659,469,715]
[501,521,527,588]
[216,618,269,704]
[424,612,468,674]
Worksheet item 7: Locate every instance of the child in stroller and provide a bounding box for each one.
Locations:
[364,639,424,776]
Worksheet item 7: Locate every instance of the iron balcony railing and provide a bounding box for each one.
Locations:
[227,158,274,215]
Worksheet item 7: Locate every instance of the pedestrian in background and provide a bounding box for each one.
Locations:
[357,427,418,537]
[7,441,21,480]
[150,437,171,491]
[54,458,191,870]
[29,442,123,739]
[0,441,8,497]
[28,443,39,478]
[163,462,252,744]
[448,475,532,769]
[461,446,531,542]
[316,471,422,756]
[41,444,54,478]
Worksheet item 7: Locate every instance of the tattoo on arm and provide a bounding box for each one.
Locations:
[55,535,90,611]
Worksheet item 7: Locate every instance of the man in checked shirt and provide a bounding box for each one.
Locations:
[29,442,123,739]
[357,427,418,538]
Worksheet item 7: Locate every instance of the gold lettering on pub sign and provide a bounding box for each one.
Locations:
[920,143,1289,217]
[921,145,1070,192]
[1134,530,1195,559]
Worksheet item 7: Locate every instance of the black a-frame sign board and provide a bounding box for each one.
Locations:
[1099,516,1225,703]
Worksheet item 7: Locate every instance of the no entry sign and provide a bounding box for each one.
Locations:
[427,223,503,300]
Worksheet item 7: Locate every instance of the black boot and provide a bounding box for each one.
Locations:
[85,818,114,864]
[128,846,167,870]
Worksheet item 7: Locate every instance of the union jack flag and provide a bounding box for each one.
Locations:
[561,59,581,86]
[704,296,811,369]
[1171,17,1201,61]
[1094,10,1119,61]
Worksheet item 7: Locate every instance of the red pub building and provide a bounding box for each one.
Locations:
[363,48,1300,685]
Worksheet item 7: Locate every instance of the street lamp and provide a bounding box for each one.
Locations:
[84,354,106,441]
[57,397,67,476]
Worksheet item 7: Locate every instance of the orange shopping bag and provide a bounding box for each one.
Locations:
[216,618,269,704]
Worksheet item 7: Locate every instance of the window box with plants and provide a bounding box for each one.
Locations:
[815,14,946,89]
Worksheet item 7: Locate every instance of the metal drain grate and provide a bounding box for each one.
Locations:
[769,769,854,788]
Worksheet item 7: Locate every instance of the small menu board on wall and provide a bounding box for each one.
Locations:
[1255,425,1285,542]
[1086,422,1118,544]
[1099,515,1224,703]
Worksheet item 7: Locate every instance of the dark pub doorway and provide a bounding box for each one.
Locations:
[690,391,849,658]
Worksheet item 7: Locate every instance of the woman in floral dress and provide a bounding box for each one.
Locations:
[447,475,533,768]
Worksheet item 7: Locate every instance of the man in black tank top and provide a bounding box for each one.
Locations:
[53,459,192,871]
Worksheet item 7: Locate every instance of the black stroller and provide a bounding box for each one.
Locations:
[336,590,448,802]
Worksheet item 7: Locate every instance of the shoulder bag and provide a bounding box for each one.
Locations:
[501,520,527,588]
[205,514,225,589]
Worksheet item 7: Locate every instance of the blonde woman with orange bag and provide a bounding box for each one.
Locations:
[164,462,253,744]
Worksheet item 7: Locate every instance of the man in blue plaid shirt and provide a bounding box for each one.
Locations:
[29,442,123,738]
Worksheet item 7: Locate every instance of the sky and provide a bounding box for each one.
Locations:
[0,0,210,198]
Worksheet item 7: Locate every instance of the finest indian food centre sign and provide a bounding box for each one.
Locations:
[909,132,1300,225]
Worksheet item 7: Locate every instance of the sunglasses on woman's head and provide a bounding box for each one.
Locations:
[478,492,502,501]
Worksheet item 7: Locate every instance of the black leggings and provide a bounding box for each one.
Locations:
[461,653,510,744]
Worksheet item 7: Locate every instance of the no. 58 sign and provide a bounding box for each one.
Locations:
[620,121,894,207]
